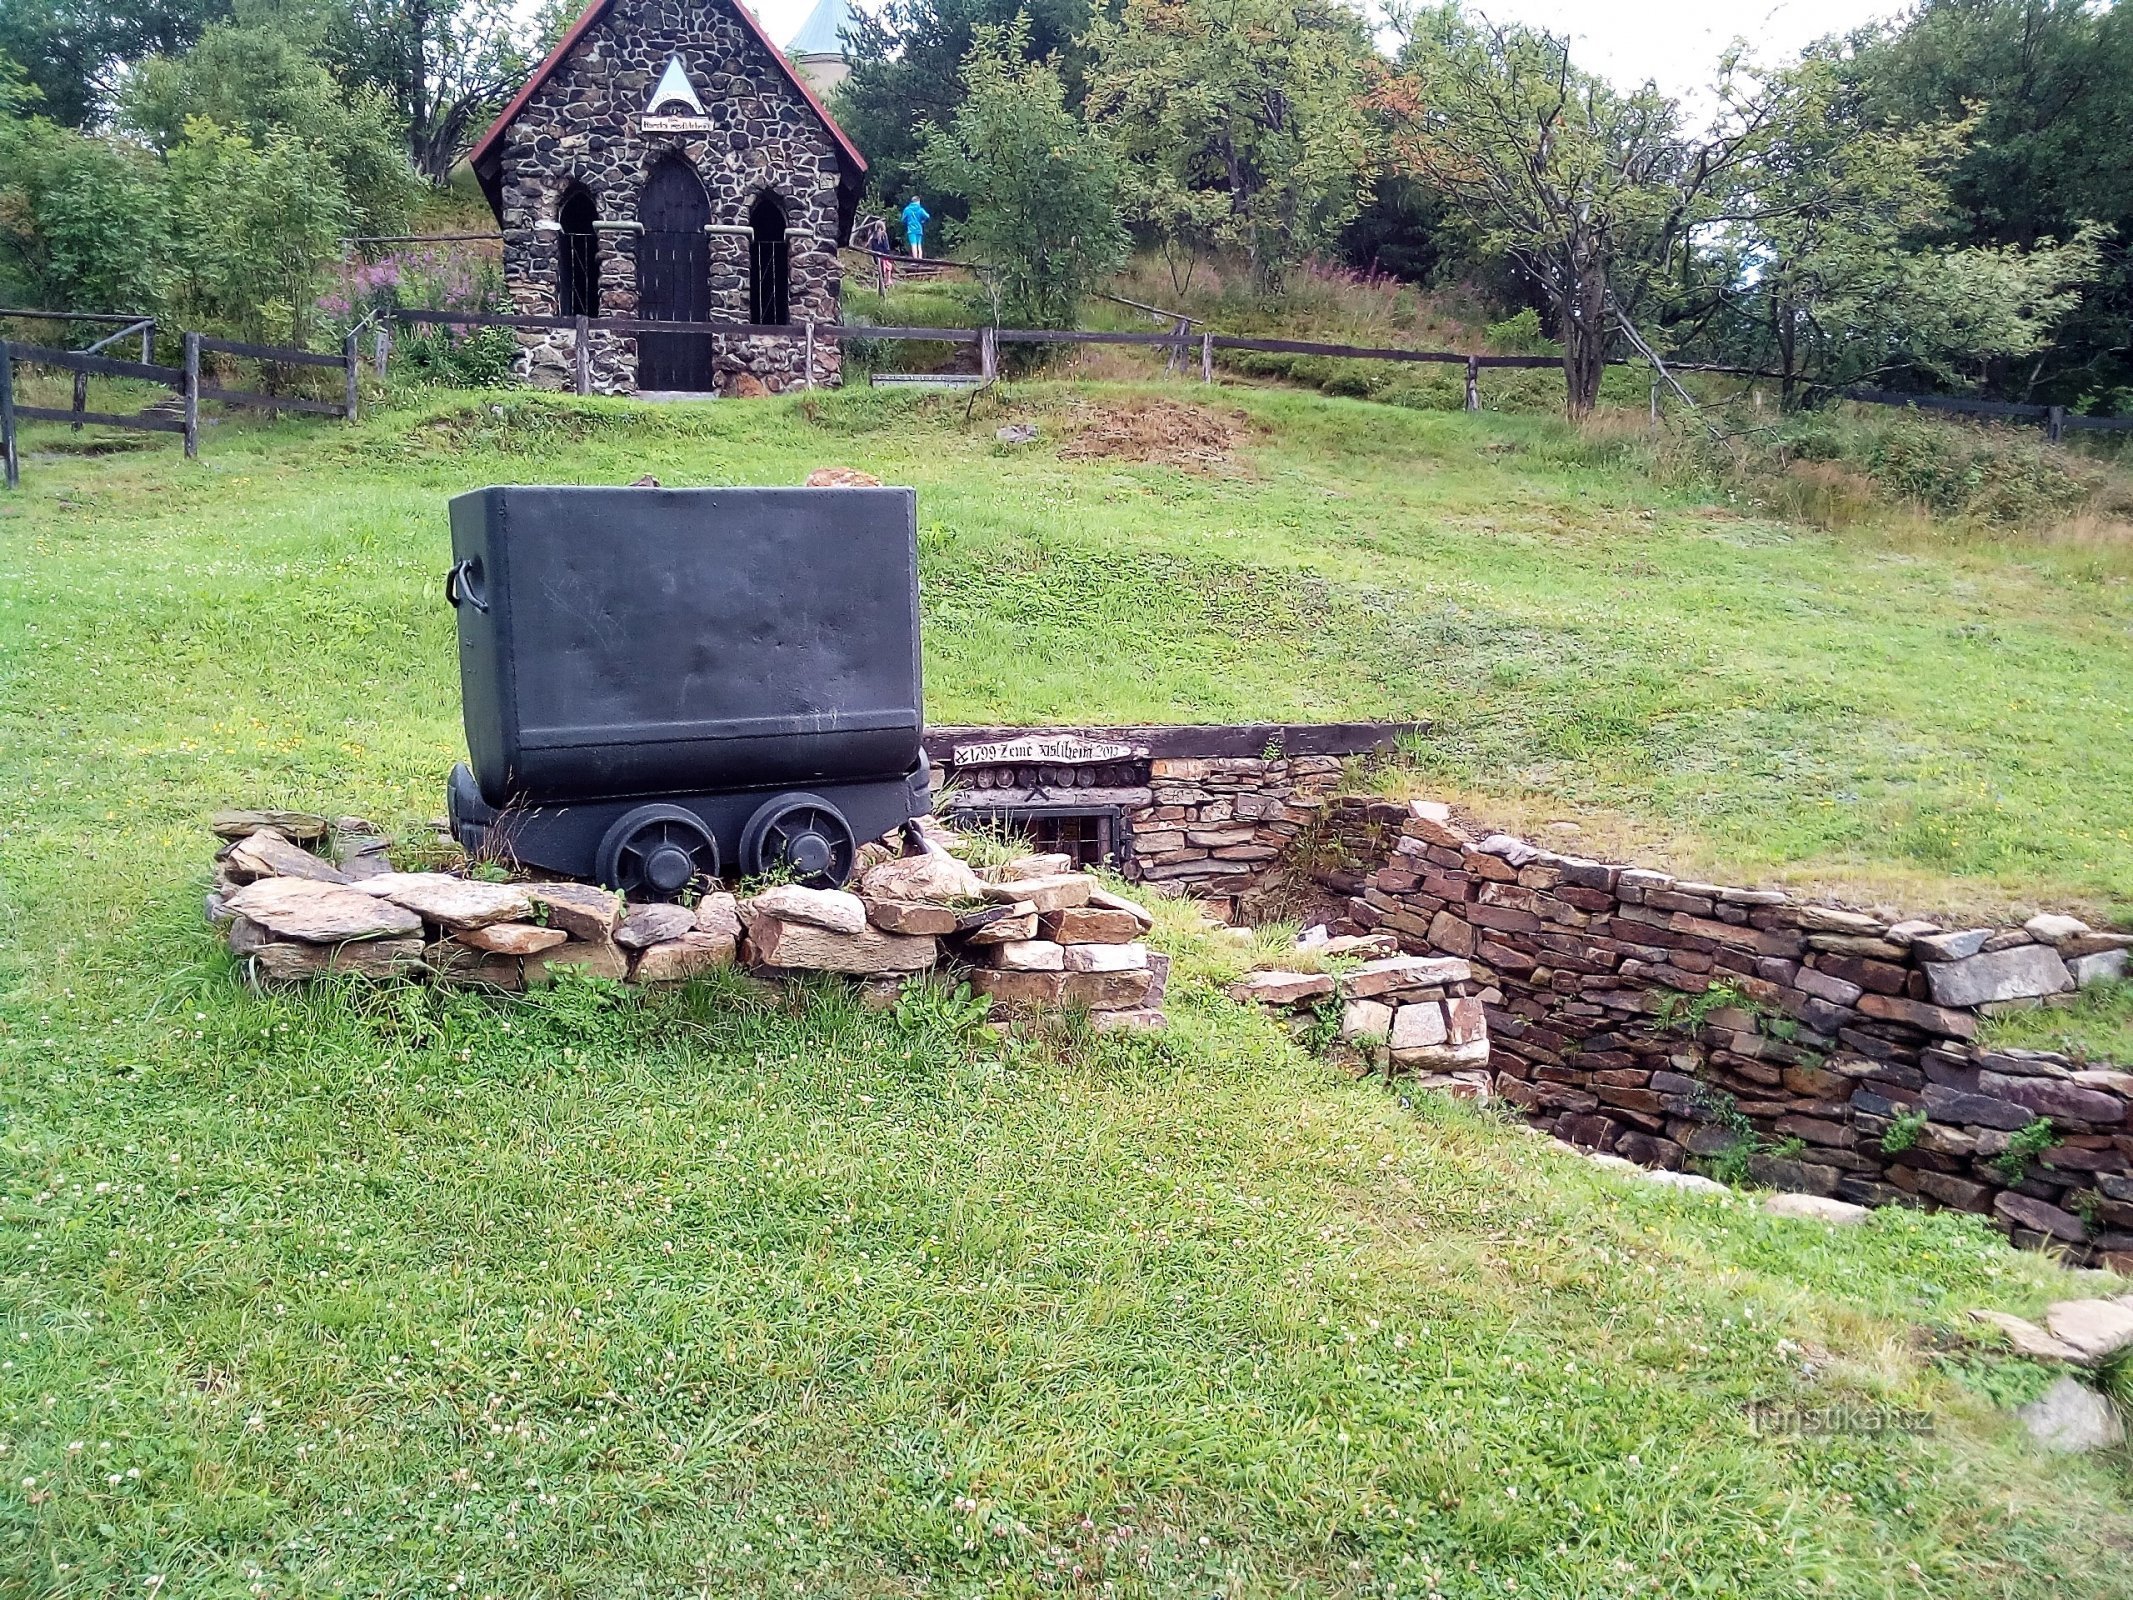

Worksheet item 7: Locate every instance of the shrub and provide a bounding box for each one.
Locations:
[1703,404,2109,530]
[395,324,518,388]
[0,115,171,313]
[1485,307,1557,355]
[1863,413,2098,525]
[1879,1106,1928,1154]
[1989,1116,2057,1184]
[922,20,1127,330]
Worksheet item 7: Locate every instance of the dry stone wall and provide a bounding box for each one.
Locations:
[201,810,1166,1028]
[1302,797,2133,1267]
[1123,755,1351,918]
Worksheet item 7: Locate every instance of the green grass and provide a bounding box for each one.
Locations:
[1984,978,2133,1064]
[7,916,2133,1598]
[7,379,2132,924]
[4,380,2133,1593]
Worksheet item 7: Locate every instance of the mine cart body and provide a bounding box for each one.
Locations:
[445,485,930,894]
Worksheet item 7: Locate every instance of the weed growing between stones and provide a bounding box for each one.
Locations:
[1880,1106,1930,1154]
[1655,981,1754,1036]
[1990,1117,2060,1184]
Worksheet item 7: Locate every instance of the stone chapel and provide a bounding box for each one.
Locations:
[469,0,867,395]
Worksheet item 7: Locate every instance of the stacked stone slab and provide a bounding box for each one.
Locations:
[954,853,1168,1030]
[203,812,1169,1029]
[209,818,744,988]
[1230,953,1491,1099]
[1124,755,1348,920]
[1310,799,2133,1267]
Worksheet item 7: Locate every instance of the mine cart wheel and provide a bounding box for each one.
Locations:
[739,793,858,889]
[596,804,722,901]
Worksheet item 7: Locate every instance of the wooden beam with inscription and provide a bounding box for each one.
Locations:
[925,721,1427,765]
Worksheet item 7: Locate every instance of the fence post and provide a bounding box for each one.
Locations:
[2047,404,2065,444]
[72,368,87,431]
[141,320,154,365]
[572,315,590,396]
[342,331,359,422]
[373,325,390,378]
[1201,331,1214,384]
[1,342,18,490]
[182,332,199,460]
[1650,369,1661,426]
[804,320,816,391]
[1464,355,1480,411]
[980,325,997,383]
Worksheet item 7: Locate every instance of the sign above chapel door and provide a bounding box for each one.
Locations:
[642,54,714,132]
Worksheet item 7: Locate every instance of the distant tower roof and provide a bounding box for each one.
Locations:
[788,0,857,58]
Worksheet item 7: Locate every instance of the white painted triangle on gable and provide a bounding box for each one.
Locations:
[646,54,707,116]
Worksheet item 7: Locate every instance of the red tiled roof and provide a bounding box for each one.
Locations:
[467,0,867,178]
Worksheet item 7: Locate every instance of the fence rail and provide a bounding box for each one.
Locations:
[1843,385,2133,439]
[5,341,180,384]
[2,329,360,487]
[0,307,153,326]
[12,404,188,434]
[10,298,2131,490]
[395,306,1576,399]
[195,335,349,368]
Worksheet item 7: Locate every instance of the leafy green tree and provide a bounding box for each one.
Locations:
[1083,0,1375,293]
[124,19,414,235]
[0,0,231,126]
[1375,8,1778,415]
[1843,0,2133,405]
[1705,54,2102,398]
[836,0,1092,216]
[920,20,1125,327]
[0,101,172,310]
[0,41,35,113]
[319,0,530,183]
[163,115,350,339]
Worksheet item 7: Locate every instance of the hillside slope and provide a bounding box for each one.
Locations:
[7,381,2131,924]
[3,381,2133,1593]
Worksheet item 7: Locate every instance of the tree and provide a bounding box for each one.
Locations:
[1,48,354,337]
[1843,0,2133,405]
[0,94,172,310]
[1374,9,1779,415]
[1696,52,2101,399]
[125,18,414,235]
[319,0,529,183]
[1336,172,1453,285]
[920,20,1126,327]
[1083,0,1375,293]
[163,115,350,339]
[0,0,231,126]
[837,0,1092,215]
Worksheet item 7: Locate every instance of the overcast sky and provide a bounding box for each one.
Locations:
[742,0,1911,101]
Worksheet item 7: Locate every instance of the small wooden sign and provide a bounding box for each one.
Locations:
[952,735,1138,767]
[642,114,714,133]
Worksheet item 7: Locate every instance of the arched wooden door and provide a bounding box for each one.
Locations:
[636,157,711,390]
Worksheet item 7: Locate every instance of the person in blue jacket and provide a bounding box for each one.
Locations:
[901,195,931,260]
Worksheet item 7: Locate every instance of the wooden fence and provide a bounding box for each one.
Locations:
[0,308,157,363]
[1,330,361,488]
[393,307,1563,401]
[9,301,2129,489]
[1843,386,2133,439]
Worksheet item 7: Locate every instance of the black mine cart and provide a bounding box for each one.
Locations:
[445,485,931,897]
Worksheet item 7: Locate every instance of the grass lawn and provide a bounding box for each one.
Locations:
[3,380,2133,1594]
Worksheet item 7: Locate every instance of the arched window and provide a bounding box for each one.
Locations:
[558,185,599,317]
[749,191,789,326]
